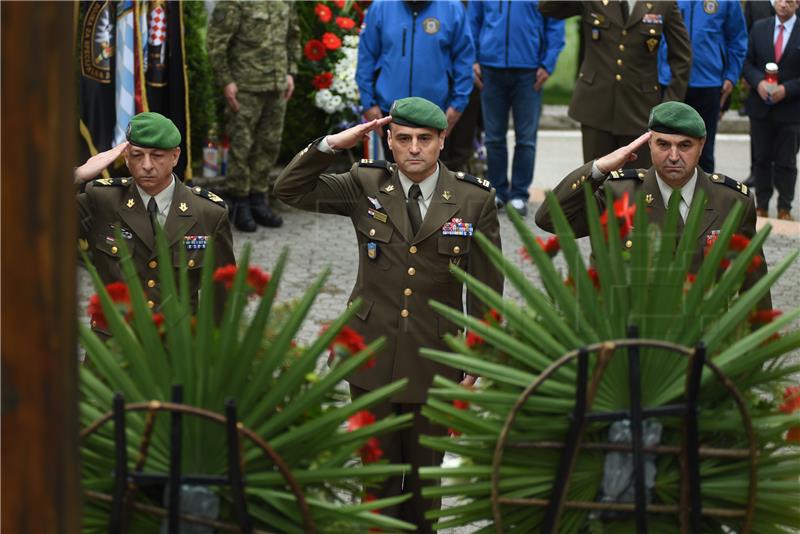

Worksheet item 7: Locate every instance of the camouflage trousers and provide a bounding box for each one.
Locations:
[224,90,287,196]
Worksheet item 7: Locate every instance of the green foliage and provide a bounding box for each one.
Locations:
[79,229,414,532]
[182,3,226,178]
[421,190,800,532]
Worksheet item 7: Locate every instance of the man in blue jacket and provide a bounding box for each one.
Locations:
[658,0,747,173]
[469,0,565,216]
[356,0,475,168]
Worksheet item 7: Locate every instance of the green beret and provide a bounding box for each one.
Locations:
[390,97,448,131]
[648,101,707,138]
[126,112,181,149]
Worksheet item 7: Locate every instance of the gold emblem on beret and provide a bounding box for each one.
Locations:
[384,184,395,193]
[179,202,188,212]
[126,198,135,208]
[442,190,452,201]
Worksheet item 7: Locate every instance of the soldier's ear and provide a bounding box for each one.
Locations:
[170,147,181,168]
[386,129,393,151]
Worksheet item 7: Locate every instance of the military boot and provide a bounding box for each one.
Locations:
[230,195,257,232]
[250,192,283,228]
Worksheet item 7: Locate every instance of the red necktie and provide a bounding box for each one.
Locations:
[775,24,785,63]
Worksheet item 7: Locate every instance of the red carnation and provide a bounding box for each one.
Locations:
[729,233,751,252]
[600,192,636,240]
[312,72,334,90]
[347,410,376,432]
[315,3,332,23]
[779,386,800,442]
[749,309,783,325]
[538,235,560,256]
[213,264,271,296]
[304,39,327,61]
[486,308,503,324]
[359,437,384,463]
[87,281,131,330]
[587,266,601,290]
[333,0,346,8]
[336,16,356,30]
[322,32,342,50]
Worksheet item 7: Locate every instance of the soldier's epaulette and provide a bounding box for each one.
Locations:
[455,171,491,190]
[94,177,132,187]
[608,168,646,181]
[191,186,227,207]
[709,172,750,196]
[358,159,392,172]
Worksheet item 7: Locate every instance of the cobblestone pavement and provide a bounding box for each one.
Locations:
[76,132,800,534]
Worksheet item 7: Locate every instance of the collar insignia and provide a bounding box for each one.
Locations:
[645,193,654,205]
[126,198,135,208]
[442,190,452,201]
[179,202,188,212]
[384,184,395,193]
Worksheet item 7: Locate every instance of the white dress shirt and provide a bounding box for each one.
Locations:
[398,166,439,219]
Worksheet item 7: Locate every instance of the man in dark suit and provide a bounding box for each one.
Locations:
[75,112,236,324]
[535,101,770,306]
[539,0,692,168]
[275,97,504,532]
[743,0,800,221]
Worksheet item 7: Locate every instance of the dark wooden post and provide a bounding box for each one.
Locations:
[1,3,80,533]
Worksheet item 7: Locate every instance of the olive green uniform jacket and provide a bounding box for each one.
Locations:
[275,144,504,403]
[539,1,692,136]
[535,161,771,308]
[78,178,236,322]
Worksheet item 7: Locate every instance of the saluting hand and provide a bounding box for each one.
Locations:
[74,141,129,184]
[595,131,652,174]
[326,116,393,151]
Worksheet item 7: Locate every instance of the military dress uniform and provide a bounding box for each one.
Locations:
[274,138,503,531]
[534,162,771,307]
[207,0,300,229]
[78,177,236,325]
[539,1,692,166]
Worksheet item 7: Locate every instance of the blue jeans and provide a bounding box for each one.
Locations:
[480,66,542,203]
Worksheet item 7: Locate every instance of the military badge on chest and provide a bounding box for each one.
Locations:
[184,235,208,250]
[442,217,473,236]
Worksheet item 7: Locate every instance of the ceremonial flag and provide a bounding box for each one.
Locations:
[78,1,117,169]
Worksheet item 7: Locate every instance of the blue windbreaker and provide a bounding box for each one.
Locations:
[356,0,475,113]
[658,0,747,87]
[468,0,565,73]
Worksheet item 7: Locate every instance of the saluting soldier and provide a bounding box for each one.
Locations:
[535,101,770,307]
[75,112,236,326]
[539,0,692,168]
[274,97,504,532]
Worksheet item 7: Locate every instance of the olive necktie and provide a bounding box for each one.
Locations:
[620,0,629,22]
[147,197,159,235]
[407,184,423,236]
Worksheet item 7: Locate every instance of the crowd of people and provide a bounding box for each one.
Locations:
[74,1,795,531]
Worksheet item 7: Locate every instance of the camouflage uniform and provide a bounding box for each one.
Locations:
[207,1,300,197]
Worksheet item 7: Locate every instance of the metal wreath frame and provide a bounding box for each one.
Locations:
[81,395,315,533]
[489,336,757,534]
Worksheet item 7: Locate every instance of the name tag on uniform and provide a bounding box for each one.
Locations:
[442,217,473,236]
[642,13,663,24]
[368,207,388,223]
[184,235,208,250]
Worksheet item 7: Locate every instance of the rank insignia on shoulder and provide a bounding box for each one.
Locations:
[192,187,227,206]
[442,217,473,236]
[710,173,749,196]
[383,184,395,193]
[359,159,391,171]
[95,177,128,186]
[609,169,643,181]
[184,235,208,250]
[456,172,491,190]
